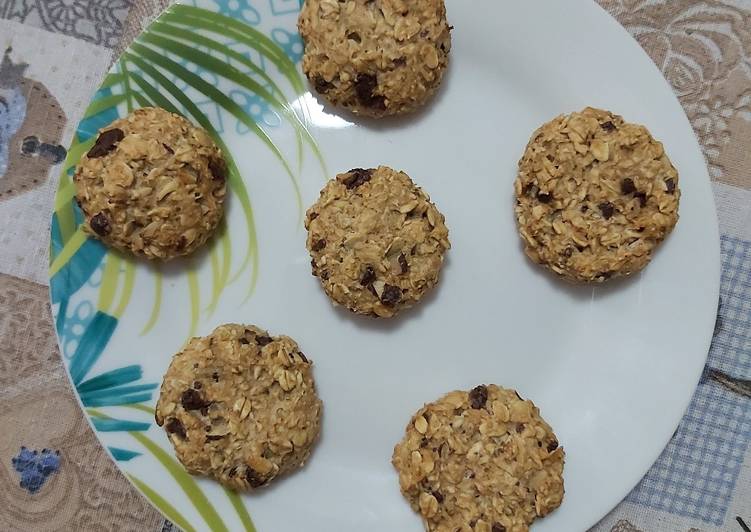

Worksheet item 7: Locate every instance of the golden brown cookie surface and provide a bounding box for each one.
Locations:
[74,107,226,260]
[514,107,680,282]
[305,166,450,317]
[155,324,322,491]
[298,0,452,117]
[392,385,565,532]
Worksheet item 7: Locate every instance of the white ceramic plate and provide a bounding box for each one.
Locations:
[49,1,720,530]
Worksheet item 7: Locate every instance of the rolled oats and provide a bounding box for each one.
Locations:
[392,385,565,532]
[298,0,452,117]
[514,107,680,282]
[155,324,323,491]
[305,166,450,318]
[74,107,226,260]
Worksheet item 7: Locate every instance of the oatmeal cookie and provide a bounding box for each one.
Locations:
[74,107,226,260]
[392,385,565,532]
[514,107,680,282]
[155,324,323,491]
[298,0,452,117]
[305,166,450,318]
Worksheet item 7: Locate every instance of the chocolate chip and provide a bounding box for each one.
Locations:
[516,423,525,433]
[432,490,444,503]
[342,168,373,189]
[90,212,111,236]
[209,158,226,182]
[665,178,676,194]
[360,265,376,286]
[537,192,553,203]
[181,389,210,411]
[547,440,559,452]
[621,178,636,194]
[599,202,615,220]
[176,236,187,250]
[239,330,255,346]
[420,437,429,448]
[312,238,326,252]
[193,381,202,390]
[162,143,174,154]
[212,371,219,382]
[245,468,267,488]
[346,31,361,43]
[580,204,588,213]
[380,284,401,306]
[308,212,318,221]
[469,385,488,409]
[165,418,186,439]
[256,335,273,346]
[393,56,407,66]
[354,73,385,109]
[492,524,506,532]
[600,121,616,132]
[313,75,333,94]
[563,247,573,258]
[398,253,409,274]
[634,191,648,207]
[206,434,225,441]
[87,128,124,158]
[297,351,308,363]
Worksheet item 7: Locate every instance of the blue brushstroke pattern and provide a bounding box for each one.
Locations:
[92,418,151,432]
[76,365,143,393]
[49,211,107,311]
[83,392,154,408]
[109,447,142,461]
[68,311,118,385]
[76,87,121,141]
[80,383,158,405]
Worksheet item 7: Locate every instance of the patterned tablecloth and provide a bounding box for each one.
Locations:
[0,1,749,531]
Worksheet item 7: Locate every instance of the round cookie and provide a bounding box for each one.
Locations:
[305,166,450,318]
[74,107,226,260]
[298,0,452,118]
[392,385,565,532]
[155,324,322,491]
[514,107,680,283]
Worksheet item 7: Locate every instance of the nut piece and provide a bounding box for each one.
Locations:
[514,107,680,282]
[155,324,323,491]
[74,107,226,260]
[392,385,565,531]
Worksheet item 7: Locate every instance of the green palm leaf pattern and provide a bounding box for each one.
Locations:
[129,475,198,532]
[52,4,326,530]
[52,4,324,331]
[89,408,256,532]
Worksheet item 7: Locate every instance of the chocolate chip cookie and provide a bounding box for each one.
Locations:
[305,166,450,318]
[392,385,565,532]
[514,107,680,282]
[74,107,226,260]
[155,324,323,491]
[298,0,452,117]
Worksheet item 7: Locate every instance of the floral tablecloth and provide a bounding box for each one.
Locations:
[0,1,749,531]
